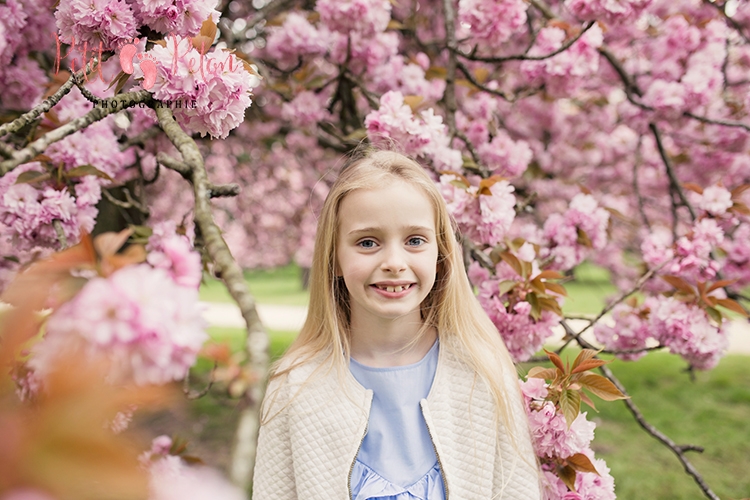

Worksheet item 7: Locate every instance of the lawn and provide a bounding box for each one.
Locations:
[195,264,750,499]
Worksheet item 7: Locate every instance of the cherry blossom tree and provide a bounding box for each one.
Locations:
[1,0,749,498]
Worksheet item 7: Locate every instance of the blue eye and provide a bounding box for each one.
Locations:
[358,239,376,248]
[408,237,426,246]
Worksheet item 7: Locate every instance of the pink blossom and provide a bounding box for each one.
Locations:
[457,0,527,48]
[565,0,651,24]
[527,401,596,459]
[648,296,728,370]
[281,90,332,128]
[55,0,137,51]
[477,131,533,178]
[130,0,220,37]
[0,57,46,111]
[147,222,202,289]
[145,36,260,139]
[316,0,391,36]
[35,265,208,386]
[722,223,750,287]
[519,377,549,401]
[542,194,609,270]
[698,185,733,215]
[264,12,331,67]
[594,303,654,360]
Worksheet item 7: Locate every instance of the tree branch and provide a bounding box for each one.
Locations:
[649,122,697,221]
[454,21,596,64]
[441,0,459,138]
[0,90,152,176]
[153,106,268,490]
[0,72,79,139]
[596,360,721,500]
[156,153,241,198]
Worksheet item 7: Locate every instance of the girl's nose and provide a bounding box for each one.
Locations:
[380,246,407,273]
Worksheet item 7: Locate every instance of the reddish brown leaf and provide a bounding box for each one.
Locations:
[537,270,565,280]
[571,358,608,374]
[545,349,566,374]
[682,182,704,194]
[567,453,599,475]
[527,366,558,381]
[661,275,694,295]
[499,252,524,277]
[544,282,568,297]
[578,374,628,401]
[557,465,577,492]
[706,279,737,293]
[715,298,749,317]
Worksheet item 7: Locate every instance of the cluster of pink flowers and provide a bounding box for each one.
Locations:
[595,296,728,369]
[129,0,220,38]
[697,185,733,216]
[476,130,533,178]
[281,90,333,129]
[365,91,462,170]
[0,164,100,251]
[144,36,260,139]
[438,173,517,247]
[649,296,728,370]
[565,0,652,24]
[264,12,331,67]
[371,55,446,103]
[642,219,724,283]
[520,379,616,500]
[520,24,603,97]
[541,194,610,270]
[33,264,208,386]
[469,260,561,362]
[722,223,750,287]
[316,0,391,36]
[55,0,137,51]
[457,0,528,48]
[593,303,653,361]
[146,221,203,289]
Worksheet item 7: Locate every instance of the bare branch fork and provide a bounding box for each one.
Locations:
[554,320,722,500]
[153,106,269,491]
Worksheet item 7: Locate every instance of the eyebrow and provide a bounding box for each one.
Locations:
[347,225,436,236]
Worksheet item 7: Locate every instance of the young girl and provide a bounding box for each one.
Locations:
[252,150,541,499]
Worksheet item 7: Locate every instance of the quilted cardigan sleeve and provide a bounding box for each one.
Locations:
[252,376,297,500]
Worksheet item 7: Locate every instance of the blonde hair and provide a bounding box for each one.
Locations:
[265,149,524,435]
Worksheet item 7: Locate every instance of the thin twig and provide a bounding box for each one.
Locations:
[596,361,721,500]
[183,362,218,400]
[557,261,668,352]
[0,90,152,176]
[0,73,79,139]
[455,61,510,101]
[649,122,697,221]
[454,21,596,64]
[682,111,750,132]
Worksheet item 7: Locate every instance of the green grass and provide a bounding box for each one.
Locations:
[199,264,309,307]
[590,353,750,500]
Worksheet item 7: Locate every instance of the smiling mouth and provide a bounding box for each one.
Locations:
[372,283,415,293]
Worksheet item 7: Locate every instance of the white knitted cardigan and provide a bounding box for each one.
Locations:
[252,337,542,499]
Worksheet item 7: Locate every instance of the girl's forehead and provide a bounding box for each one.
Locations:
[337,179,437,231]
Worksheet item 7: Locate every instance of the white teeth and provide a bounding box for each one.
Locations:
[380,285,407,292]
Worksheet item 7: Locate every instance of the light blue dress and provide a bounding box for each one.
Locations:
[349,340,446,500]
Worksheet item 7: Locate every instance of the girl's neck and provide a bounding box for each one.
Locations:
[349,313,437,368]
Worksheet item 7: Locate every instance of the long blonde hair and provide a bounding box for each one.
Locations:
[266,149,522,432]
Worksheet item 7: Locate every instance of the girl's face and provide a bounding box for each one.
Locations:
[336,178,439,325]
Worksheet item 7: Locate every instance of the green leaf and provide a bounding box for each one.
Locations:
[560,389,582,428]
[528,292,542,320]
[705,305,723,324]
[567,453,599,474]
[497,280,516,296]
[66,164,114,181]
[15,170,51,185]
[577,373,628,401]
